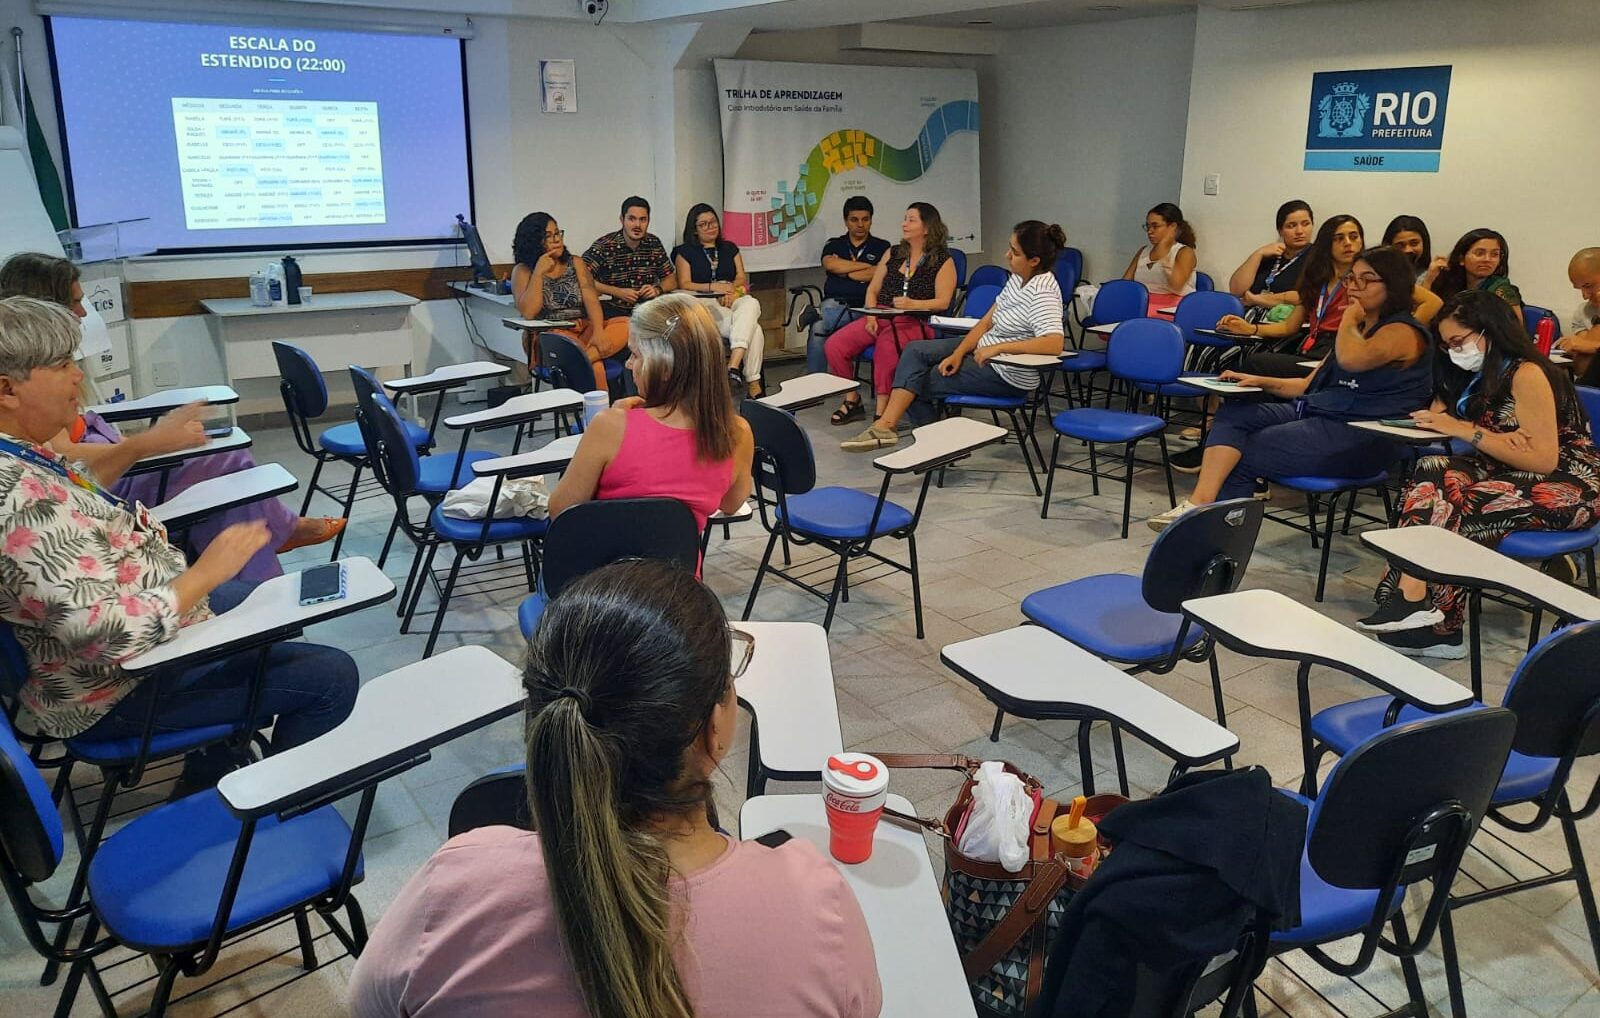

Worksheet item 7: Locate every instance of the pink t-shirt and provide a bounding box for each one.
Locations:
[594,409,735,533]
[348,826,883,1018]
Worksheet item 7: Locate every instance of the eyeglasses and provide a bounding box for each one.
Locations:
[1441,329,1484,351]
[1342,272,1383,289]
[729,628,755,679]
[544,230,565,240]
[1142,222,1165,233]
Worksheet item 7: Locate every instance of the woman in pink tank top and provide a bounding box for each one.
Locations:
[550,292,754,535]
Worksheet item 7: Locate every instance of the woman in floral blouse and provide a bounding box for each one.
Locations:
[0,297,356,786]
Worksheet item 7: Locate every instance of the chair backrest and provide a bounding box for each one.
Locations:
[1522,304,1561,340]
[1141,498,1263,613]
[449,766,532,836]
[542,498,701,600]
[539,332,599,393]
[1577,386,1600,445]
[1173,291,1245,342]
[968,264,1008,293]
[1089,279,1149,325]
[949,248,968,290]
[740,400,818,497]
[1107,318,1185,386]
[964,283,1003,319]
[1194,271,1215,292]
[347,364,385,453]
[366,388,422,497]
[0,624,26,702]
[0,699,63,884]
[1310,708,1515,892]
[1502,619,1600,761]
[1053,248,1083,299]
[271,341,330,420]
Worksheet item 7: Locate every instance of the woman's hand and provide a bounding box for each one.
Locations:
[719,292,737,309]
[1409,408,1467,437]
[145,402,209,454]
[938,353,963,376]
[891,296,915,310]
[1257,241,1286,259]
[865,316,880,336]
[1428,256,1449,276]
[710,281,734,295]
[195,521,272,584]
[1217,314,1254,335]
[1341,298,1369,333]
[533,253,555,277]
[612,395,645,411]
[1219,370,1264,387]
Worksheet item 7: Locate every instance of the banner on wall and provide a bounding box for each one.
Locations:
[1304,65,1452,173]
[714,59,980,273]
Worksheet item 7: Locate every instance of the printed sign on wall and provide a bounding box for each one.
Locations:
[1304,65,1452,172]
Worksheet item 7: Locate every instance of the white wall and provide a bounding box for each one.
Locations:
[987,13,1196,284]
[1180,0,1597,313]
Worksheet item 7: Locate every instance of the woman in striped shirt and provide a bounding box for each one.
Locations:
[841,221,1066,451]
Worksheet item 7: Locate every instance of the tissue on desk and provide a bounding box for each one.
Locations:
[440,476,549,520]
[956,761,1032,873]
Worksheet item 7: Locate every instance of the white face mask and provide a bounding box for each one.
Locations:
[1448,344,1485,372]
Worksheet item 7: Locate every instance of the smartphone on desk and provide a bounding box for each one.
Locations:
[298,563,347,607]
[203,425,233,439]
[1380,418,1422,429]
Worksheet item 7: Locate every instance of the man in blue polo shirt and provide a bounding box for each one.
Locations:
[804,196,891,372]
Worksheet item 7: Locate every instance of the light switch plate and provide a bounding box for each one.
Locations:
[1203,174,1220,196]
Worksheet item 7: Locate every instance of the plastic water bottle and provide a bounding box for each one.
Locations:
[267,262,283,303]
[249,270,272,306]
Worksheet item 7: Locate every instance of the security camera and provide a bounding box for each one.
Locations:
[580,0,607,19]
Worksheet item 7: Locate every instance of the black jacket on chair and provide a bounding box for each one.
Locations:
[1030,767,1306,1018]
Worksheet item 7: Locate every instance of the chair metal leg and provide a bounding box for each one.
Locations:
[400,542,438,632]
[907,533,925,639]
[300,457,324,516]
[1560,808,1600,974]
[1157,430,1176,508]
[1041,434,1063,519]
[1391,911,1433,1018]
[819,548,852,632]
[1528,606,1544,652]
[1588,547,1598,595]
[422,548,467,658]
[1438,902,1469,1018]
[1010,409,1042,496]
[1076,720,1097,796]
[1088,441,1101,495]
[42,768,122,985]
[293,909,318,970]
[1304,493,1321,548]
[1119,441,1138,539]
[742,529,781,621]
[1110,725,1129,797]
[329,462,363,560]
[1313,491,1340,602]
[377,514,400,569]
[989,707,1005,742]
[146,957,183,1018]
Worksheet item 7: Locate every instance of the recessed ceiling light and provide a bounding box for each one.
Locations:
[967,18,993,24]
[1087,4,1123,10]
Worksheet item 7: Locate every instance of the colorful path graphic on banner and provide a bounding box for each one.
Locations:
[723,99,979,248]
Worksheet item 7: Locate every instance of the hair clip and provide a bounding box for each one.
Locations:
[660,313,681,338]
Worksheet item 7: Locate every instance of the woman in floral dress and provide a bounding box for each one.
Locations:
[1358,290,1600,658]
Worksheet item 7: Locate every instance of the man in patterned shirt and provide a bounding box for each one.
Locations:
[583,196,678,320]
[0,297,356,787]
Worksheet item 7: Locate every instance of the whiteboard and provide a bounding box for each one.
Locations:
[0,127,65,264]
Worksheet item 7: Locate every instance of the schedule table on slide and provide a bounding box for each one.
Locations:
[172,97,386,230]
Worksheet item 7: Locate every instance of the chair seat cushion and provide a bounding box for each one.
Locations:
[778,487,913,540]
[517,593,546,640]
[320,418,430,458]
[945,392,1025,409]
[1021,573,1204,663]
[1060,350,1108,372]
[1498,528,1600,560]
[1271,789,1405,945]
[1311,696,1557,804]
[860,346,875,361]
[415,451,500,495]
[429,504,550,544]
[67,724,239,766]
[1050,407,1166,444]
[88,789,357,952]
[1270,471,1389,493]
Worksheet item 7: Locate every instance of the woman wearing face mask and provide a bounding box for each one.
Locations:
[1382,215,1433,283]
[1227,200,1314,319]
[1430,228,1523,320]
[1357,291,1600,659]
[1123,202,1197,314]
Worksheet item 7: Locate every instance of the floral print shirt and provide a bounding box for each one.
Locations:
[0,432,211,737]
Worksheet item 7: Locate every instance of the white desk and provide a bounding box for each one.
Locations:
[1348,420,1450,444]
[124,557,395,672]
[1086,323,1117,337]
[150,462,297,530]
[471,434,582,480]
[757,372,860,412]
[1154,306,1175,317]
[447,280,515,306]
[1298,360,1323,370]
[219,644,521,817]
[943,625,1239,793]
[740,794,978,1018]
[709,499,755,524]
[1179,376,1263,395]
[732,622,844,795]
[990,352,1078,369]
[874,417,1007,475]
[930,315,981,332]
[1191,328,1252,343]
[444,388,584,432]
[1551,351,1573,366]
[386,361,510,396]
[125,427,251,475]
[87,385,239,424]
[200,290,419,419]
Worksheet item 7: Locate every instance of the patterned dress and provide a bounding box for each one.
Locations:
[1378,363,1600,633]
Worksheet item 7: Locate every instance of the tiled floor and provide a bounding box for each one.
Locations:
[2,363,1597,1016]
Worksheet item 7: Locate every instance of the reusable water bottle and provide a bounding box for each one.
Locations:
[282,256,304,306]
[267,263,283,303]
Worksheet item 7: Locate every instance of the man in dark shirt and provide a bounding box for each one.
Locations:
[583,196,677,320]
[805,196,891,372]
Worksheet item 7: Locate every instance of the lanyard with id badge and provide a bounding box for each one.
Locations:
[0,436,167,539]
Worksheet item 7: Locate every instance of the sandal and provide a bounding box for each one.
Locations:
[277,517,347,553]
[830,397,865,426]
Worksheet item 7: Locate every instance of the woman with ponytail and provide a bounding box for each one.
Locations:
[350,559,882,1018]
[841,220,1067,451]
[1123,202,1198,312]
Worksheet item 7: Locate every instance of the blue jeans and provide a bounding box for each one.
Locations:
[805,299,854,374]
[85,581,359,752]
[1205,402,1396,501]
[892,336,1030,424]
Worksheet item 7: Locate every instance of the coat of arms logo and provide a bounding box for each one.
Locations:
[1316,81,1371,139]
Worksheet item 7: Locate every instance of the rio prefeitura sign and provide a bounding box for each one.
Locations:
[1304,65,1452,173]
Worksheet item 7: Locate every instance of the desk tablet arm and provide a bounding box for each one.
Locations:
[469,437,580,482]
[150,463,297,531]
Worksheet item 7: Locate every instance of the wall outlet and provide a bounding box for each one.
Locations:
[152,361,180,387]
[1203,174,1221,196]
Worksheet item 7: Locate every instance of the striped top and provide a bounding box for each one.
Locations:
[980,271,1065,389]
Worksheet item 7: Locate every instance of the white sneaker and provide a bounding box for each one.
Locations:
[1148,499,1198,533]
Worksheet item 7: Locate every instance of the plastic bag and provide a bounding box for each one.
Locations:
[956,761,1033,873]
[1073,282,1099,322]
[440,476,549,520]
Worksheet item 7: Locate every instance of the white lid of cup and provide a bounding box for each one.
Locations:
[822,752,888,797]
[582,390,609,403]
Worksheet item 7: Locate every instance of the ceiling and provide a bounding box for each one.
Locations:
[892,0,1196,30]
